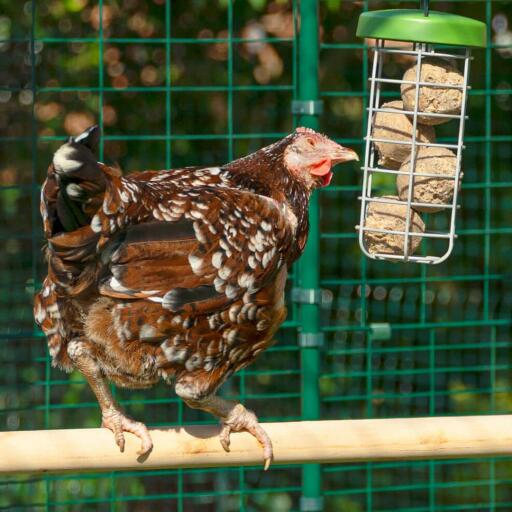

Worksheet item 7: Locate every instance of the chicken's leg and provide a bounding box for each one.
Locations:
[67,339,153,455]
[184,395,273,470]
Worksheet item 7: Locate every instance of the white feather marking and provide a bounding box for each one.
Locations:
[207,167,221,175]
[47,304,60,316]
[124,182,139,192]
[203,358,215,372]
[219,238,230,252]
[151,208,163,221]
[141,289,160,295]
[53,145,82,173]
[253,231,267,252]
[262,250,274,268]
[189,209,203,220]
[120,190,130,203]
[140,324,158,340]
[110,277,131,293]
[67,340,86,359]
[188,254,204,273]
[213,277,225,292]
[161,343,188,363]
[238,273,255,289]
[193,222,207,243]
[212,252,223,269]
[74,130,90,143]
[161,209,174,221]
[34,303,46,324]
[218,266,232,280]
[223,328,238,345]
[225,284,237,299]
[248,255,257,269]
[208,315,217,329]
[65,183,83,198]
[185,353,203,371]
[261,221,271,232]
[228,304,241,323]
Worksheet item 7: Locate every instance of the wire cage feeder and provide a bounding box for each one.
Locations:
[356,3,486,264]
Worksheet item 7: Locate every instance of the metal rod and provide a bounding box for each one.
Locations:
[365,166,461,180]
[370,78,467,90]
[360,196,456,211]
[358,227,451,239]
[369,107,464,120]
[422,0,430,17]
[297,0,322,508]
[365,137,461,150]
[374,48,468,60]
[402,42,424,261]
[358,39,384,256]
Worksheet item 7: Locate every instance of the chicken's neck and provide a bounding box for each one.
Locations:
[223,150,311,262]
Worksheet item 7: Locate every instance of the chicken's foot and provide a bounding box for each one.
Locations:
[101,406,153,455]
[185,395,273,470]
[67,339,153,456]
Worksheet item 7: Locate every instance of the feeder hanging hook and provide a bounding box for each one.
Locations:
[421,0,430,17]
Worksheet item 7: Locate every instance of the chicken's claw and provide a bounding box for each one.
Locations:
[220,403,273,470]
[101,407,153,456]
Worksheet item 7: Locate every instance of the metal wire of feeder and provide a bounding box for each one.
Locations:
[355,5,487,264]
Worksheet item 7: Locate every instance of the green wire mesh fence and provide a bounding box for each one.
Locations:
[1,0,512,510]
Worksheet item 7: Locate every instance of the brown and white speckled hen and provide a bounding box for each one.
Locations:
[34,125,357,468]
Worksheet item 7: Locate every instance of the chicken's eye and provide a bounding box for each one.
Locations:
[306,138,315,147]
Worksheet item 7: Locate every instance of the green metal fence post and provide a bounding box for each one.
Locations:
[296,0,322,510]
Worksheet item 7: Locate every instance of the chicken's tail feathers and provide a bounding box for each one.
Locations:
[52,125,102,182]
[71,124,100,152]
[43,125,107,236]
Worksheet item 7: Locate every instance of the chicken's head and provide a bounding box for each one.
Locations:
[284,127,359,188]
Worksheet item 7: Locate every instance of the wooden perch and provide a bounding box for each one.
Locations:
[1,415,512,474]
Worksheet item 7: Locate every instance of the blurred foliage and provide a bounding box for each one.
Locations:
[1,0,512,510]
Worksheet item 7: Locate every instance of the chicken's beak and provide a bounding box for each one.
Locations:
[331,144,359,165]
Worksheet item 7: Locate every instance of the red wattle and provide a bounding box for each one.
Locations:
[321,171,333,187]
[309,159,331,177]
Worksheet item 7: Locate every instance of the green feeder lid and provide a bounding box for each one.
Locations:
[357,9,487,48]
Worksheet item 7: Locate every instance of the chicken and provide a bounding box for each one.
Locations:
[34,125,358,469]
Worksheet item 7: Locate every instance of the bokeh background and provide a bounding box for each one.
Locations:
[1,0,512,510]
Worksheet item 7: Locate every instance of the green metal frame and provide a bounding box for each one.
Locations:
[1,0,511,511]
[357,9,487,47]
[297,6,323,512]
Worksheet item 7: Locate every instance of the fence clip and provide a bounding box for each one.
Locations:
[369,322,392,340]
[291,287,333,307]
[298,332,325,348]
[291,100,324,116]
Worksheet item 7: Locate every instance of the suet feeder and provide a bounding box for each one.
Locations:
[356,1,486,264]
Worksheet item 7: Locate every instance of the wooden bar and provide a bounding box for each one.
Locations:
[1,415,512,474]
